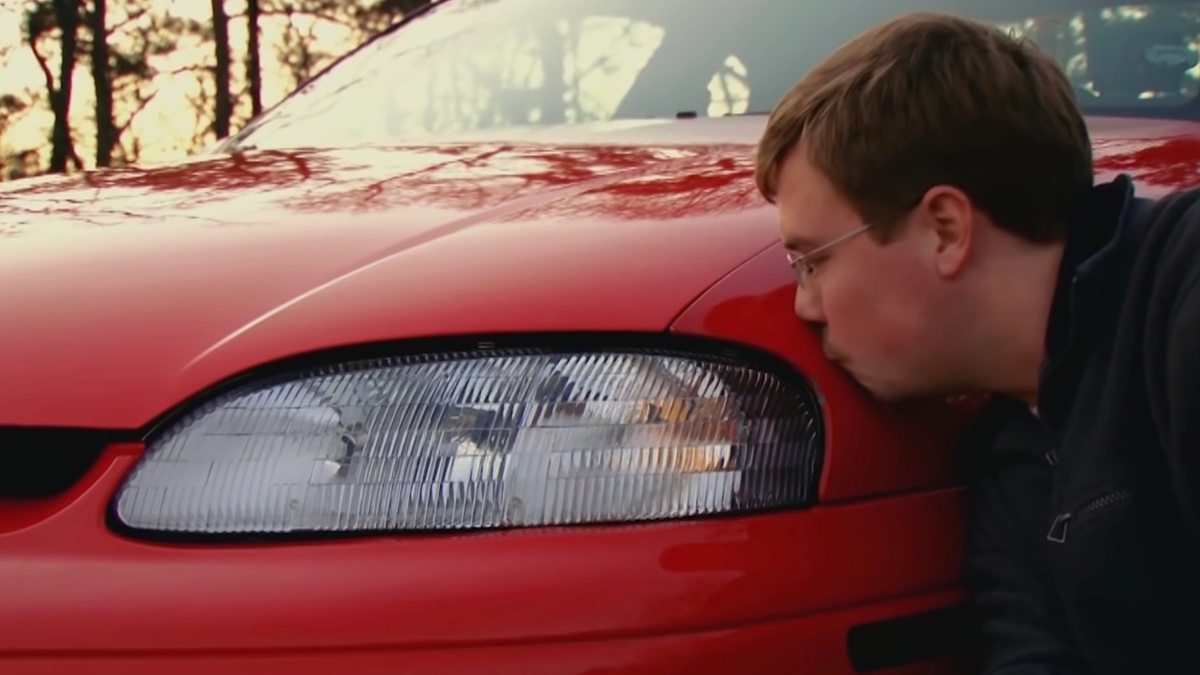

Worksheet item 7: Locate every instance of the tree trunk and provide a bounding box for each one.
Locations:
[211,0,232,138]
[90,0,114,167]
[49,0,80,173]
[246,0,262,116]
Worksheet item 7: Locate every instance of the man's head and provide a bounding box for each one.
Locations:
[756,12,1094,401]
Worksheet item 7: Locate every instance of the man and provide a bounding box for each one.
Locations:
[754,11,1200,675]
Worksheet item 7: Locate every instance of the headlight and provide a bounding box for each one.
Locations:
[113,348,823,535]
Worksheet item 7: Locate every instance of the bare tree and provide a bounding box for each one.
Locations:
[89,0,115,166]
[246,0,263,116]
[113,8,208,164]
[266,0,434,90]
[354,0,434,34]
[0,92,40,180]
[211,0,232,138]
[49,0,83,172]
[4,0,441,180]
[25,0,85,173]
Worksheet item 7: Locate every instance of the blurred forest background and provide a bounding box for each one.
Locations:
[0,0,436,181]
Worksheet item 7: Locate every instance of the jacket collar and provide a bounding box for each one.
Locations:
[1038,174,1145,425]
[1063,175,1140,323]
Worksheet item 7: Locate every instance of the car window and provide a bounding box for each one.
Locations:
[998,4,1200,105]
[225,0,1200,151]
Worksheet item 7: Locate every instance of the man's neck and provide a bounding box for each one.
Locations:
[976,241,1067,404]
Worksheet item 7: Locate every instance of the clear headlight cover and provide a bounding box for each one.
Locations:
[114,349,823,534]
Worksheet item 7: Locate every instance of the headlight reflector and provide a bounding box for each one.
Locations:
[114,349,822,535]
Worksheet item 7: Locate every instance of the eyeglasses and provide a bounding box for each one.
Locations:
[785,224,871,288]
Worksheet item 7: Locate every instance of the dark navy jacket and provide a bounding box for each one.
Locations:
[961,174,1200,675]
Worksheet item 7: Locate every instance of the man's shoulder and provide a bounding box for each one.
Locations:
[1125,180,1200,319]
[1133,180,1200,264]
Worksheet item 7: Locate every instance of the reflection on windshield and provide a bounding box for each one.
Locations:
[226,0,1200,150]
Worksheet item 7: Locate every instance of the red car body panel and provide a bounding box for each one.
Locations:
[0,141,776,430]
[1,115,1198,674]
[3,445,965,657]
[0,117,1195,433]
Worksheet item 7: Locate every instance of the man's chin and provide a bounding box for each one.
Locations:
[860,377,955,405]
[842,366,918,403]
[837,362,882,397]
[866,385,913,403]
[828,355,918,401]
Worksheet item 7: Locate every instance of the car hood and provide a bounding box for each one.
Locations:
[0,134,778,429]
[3,114,1198,430]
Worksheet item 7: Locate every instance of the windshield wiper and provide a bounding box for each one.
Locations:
[672,110,770,119]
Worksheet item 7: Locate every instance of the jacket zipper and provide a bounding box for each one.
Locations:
[1047,489,1132,543]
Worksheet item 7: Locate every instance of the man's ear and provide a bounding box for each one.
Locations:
[919,185,975,279]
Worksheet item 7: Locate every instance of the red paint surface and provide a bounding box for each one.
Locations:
[0,116,1195,429]
[0,143,773,429]
[1088,117,1200,195]
[1,113,1198,674]
[2,595,968,675]
[1,444,969,672]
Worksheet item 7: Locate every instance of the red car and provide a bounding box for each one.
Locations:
[2,1,1198,673]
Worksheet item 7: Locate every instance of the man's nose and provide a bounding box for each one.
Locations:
[794,284,825,324]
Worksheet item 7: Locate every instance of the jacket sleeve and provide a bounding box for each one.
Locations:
[1162,259,1200,541]
[1143,189,1200,546]
[960,398,1086,675]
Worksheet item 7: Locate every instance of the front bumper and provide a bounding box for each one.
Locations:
[1,444,971,674]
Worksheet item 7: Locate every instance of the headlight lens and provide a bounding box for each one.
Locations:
[114,349,823,535]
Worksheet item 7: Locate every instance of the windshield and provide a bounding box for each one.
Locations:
[224,0,1200,150]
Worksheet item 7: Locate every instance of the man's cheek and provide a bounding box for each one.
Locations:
[827,290,907,357]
